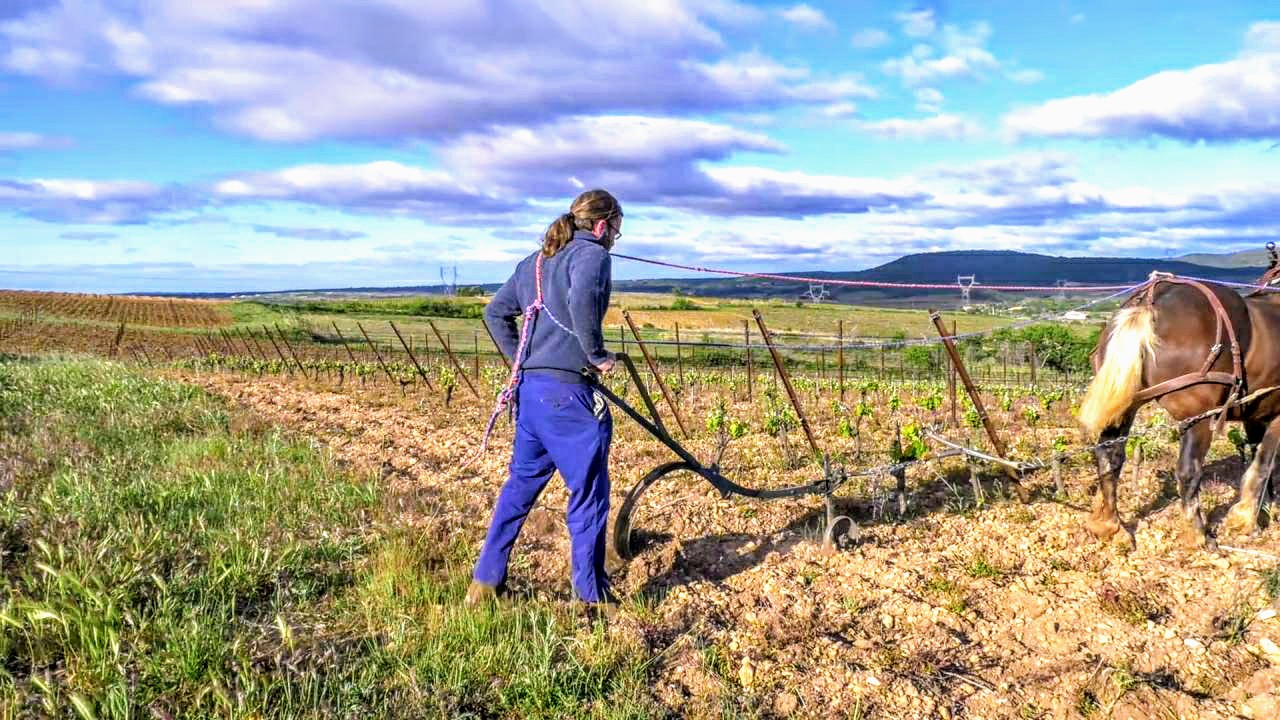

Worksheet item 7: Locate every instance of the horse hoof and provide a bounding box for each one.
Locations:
[1223,504,1259,537]
[1084,515,1121,542]
[1180,527,1213,550]
[1111,530,1135,552]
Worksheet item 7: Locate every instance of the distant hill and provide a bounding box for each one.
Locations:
[612,249,1271,305]
[1174,248,1274,269]
[148,249,1272,306]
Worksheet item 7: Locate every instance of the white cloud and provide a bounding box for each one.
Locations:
[1004,22,1280,143]
[1006,68,1044,84]
[438,115,923,217]
[1003,53,1280,142]
[914,87,942,113]
[851,28,890,49]
[211,161,518,221]
[694,165,928,216]
[0,0,868,142]
[249,224,367,241]
[882,22,1003,85]
[778,4,834,31]
[820,101,859,117]
[1244,21,1280,54]
[0,177,187,223]
[856,114,981,140]
[0,131,73,150]
[895,9,936,38]
[439,115,784,189]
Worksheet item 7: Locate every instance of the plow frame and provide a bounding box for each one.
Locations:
[590,353,976,560]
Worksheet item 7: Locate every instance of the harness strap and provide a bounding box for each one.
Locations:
[1124,273,1245,436]
[1133,371,1237,403]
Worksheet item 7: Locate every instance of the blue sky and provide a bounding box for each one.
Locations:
[1,1,1277,293]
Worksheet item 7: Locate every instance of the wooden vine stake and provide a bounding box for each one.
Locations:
[622,310,689,438]
[427,320,480,399]
[753,309,821,462]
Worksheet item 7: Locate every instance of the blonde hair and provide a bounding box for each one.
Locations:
[542,189,622,257]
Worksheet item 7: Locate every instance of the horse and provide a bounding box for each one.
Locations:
[1077,252,1280,548]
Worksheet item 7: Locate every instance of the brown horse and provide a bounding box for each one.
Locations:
[1078,267,1280,548]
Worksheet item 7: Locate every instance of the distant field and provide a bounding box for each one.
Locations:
[0,289,229,328]
[237,291,1095,349]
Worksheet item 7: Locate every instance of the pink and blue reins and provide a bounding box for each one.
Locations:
[467,253,578,466]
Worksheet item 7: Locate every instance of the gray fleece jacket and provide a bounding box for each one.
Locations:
[483,230,612,383]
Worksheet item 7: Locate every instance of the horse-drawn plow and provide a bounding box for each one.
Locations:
[601,247,1280,565]
[600,308,1064,564]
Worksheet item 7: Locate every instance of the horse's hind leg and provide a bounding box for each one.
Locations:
[1246,419,1267,462]
[1176,422,1214,549]
[1085,413,1135,542]
[1224,416,1280,537]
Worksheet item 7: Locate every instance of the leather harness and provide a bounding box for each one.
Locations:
[1120,272,1244,436]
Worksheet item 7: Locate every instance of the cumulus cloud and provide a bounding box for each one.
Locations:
[856,114,981,140]
[851,28,890,49]
[58,230,118,240]
[439,115,783,196]
[914,87,942,112]
[1006,68,1044,84]
[882,21,1001,86]
[1244,20,1280,54]
[926,152,1078,189]
[778,4,834,31]
[437,115,924,217]
[1004,22,1280,142]
[914,152,1224,228]
[0,178,189,223]
[896,9,937,38]
[819,101,859,117]
[212,161,520,223]
[0,131,73,150]
[250,224,368,241]
[693,166,928,217]
[0,0,871,142]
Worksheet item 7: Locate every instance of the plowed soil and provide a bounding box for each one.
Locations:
[189,370,1280,719]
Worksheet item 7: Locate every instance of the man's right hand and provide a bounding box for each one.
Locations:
[594,352,616,374]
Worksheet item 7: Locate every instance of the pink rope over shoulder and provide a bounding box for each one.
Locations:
[463,253,547,469]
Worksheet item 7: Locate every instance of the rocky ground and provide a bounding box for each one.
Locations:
[186,369,1280,719]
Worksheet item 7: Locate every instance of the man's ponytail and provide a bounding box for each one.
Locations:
[541,189,622,258]
[542,212,577,257]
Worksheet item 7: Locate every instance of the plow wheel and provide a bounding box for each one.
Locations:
[823,512,859,552]
[610,461,701,566]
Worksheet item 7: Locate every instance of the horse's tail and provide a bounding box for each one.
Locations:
[1078,306,1158,437]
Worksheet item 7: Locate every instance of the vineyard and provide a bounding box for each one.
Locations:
[3,290,1280,718]
[0,289,230,328]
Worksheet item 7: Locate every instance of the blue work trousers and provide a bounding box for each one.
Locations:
[473,373,613,601]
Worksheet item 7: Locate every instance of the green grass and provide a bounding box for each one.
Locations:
[245,297,486,320]
[1096,583,1167,626]
[0,359,658,719]
[965,553,1004,579]
[1261,565,1280,601]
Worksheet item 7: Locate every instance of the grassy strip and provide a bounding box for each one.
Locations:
[0,359,657,719]
[238,297,485,321]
